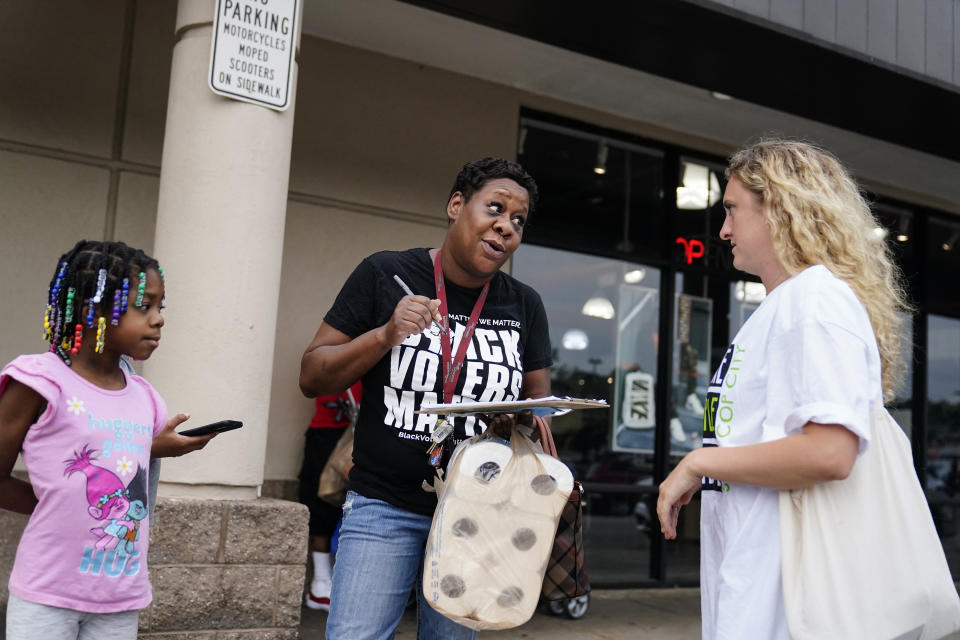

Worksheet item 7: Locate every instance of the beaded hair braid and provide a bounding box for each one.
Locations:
[43,240,162,365]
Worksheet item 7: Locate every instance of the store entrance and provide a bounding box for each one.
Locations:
[512,246,746,585]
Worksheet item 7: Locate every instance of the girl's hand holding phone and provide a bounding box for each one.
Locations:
[150,413,218,458]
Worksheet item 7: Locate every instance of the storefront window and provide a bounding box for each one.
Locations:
[927,217,960,316]
[728,280,765,339]
[512,108,960,586]
[927,314,960,574]
[888,313,914,434]
[663,272,729,582]
[874,203,917,269]
[512,244,660,585]
[518,117,665,263]
[674,159,729,271]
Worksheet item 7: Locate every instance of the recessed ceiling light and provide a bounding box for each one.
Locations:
[594,141,608,175]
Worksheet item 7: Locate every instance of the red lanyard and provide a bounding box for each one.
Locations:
[433,250,489,404]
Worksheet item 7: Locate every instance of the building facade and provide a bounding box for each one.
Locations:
[0,0,958,633]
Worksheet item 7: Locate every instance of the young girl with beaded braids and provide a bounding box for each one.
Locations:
[0,240,215,640]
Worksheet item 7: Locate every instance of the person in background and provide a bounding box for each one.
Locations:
[656,140,910,639]
[299,382,361,611]
[299,157,552,639]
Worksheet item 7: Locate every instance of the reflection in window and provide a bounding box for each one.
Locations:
[674,158,729,270]
[512,244,660,585]
[676,161,721,210]
[928,218,960,316]
[518,117,665,262]
[874,203,916,269]
[729,280,766,341]
[671,294,711,456]
[614,283,661,453]
[888,313,913,435]
[927,314,960,577]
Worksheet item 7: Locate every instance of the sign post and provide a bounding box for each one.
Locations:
[209,0,298,111]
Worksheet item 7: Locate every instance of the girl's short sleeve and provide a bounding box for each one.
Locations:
[148,384,168,437]
[129,375,169,437]
[0,354,63,410]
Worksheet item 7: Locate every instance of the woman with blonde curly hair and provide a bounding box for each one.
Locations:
[657,139,910,638]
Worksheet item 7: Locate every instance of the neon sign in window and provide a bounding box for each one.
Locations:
[676,237,704,264]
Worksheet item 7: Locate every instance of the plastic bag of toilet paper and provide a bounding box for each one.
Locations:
[423,429,574,630]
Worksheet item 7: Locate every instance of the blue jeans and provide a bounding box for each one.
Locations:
[325,491,478,640]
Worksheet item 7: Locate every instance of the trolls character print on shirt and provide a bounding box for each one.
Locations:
[65,443,149,578]
[384,314,524,446]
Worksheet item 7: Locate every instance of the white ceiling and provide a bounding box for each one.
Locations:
[301,0,960,214]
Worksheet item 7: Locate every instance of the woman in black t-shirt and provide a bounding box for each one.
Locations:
[299,157,552,640]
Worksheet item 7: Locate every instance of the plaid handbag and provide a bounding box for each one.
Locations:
[535,416,590,601]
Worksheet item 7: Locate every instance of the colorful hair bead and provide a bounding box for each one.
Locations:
[157,266,164,282]
[42,306,52,341]
[95,317,106,354]
[50,261,68,303]
[86,297,95,328]
[71,324,83,355]
[50,305,60,345]
[120,278,129,314]
[65,287,75,324]
[93,268,107,304]
[45,262,68,340]
[135,272,146,307]
[111,289,121,326]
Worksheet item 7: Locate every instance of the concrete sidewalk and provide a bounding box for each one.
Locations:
[299,588,702,639]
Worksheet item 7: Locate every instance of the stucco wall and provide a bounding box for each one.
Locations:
[0,0,170,372]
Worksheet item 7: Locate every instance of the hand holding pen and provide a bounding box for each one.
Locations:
[392,275,444,336]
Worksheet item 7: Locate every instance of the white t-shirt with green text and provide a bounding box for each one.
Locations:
[699,265,882,639]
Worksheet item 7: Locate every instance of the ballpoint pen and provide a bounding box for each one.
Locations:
[393,274,444,335]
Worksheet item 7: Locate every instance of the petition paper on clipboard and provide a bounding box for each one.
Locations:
[416,396,609,417]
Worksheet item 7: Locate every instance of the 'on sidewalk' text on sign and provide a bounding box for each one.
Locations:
[209,0,298,111]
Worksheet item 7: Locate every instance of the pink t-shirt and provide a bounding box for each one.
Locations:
[0,352,167,613]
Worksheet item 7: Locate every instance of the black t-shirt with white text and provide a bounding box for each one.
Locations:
[323,248,553,515]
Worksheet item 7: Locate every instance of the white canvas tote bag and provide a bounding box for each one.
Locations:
[780,403,960,640]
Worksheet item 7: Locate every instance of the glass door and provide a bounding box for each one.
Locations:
[512,244,661,586]
[927,314,960,574]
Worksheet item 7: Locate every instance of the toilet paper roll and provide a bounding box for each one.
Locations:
[465,568,542,628]
[428,500,502,562]
[446,438,471,475]
[497,509,558,572]
[509,453,574,518]
[449,440,515,504]
[425,559,494,618]
[445,435,512,484]
[425,491,550,629]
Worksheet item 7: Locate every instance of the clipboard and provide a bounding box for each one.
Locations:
[415,396,609,418]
